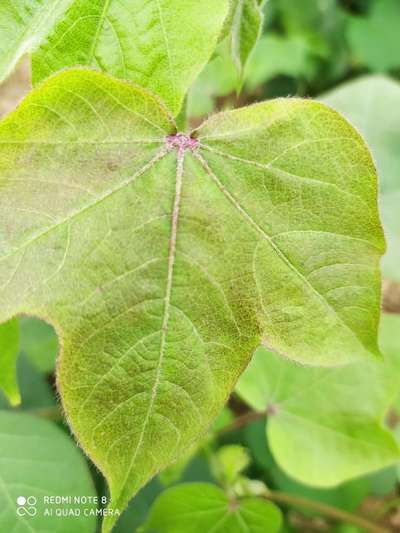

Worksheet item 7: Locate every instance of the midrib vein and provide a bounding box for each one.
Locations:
[0,148,167,265]
[117,147,184,503]
[195,150,367,353]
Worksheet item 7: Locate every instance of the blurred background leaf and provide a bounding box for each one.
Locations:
[20,316,58,373]
[347,0,400,72]
[236,314,400,488]
[0,411,97,533]
[321,75,400,283]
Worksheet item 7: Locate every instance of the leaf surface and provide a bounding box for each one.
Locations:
[229,0,264,79]
[0,0,229,116]
[322,75,400,282]
[0,319,20,405]
[236,314,400,487]
[0,411,97,533]
[0,0,71,84]
[142,482,282,533]
[0,70,384,530]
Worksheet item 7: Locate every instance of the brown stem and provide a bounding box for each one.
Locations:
[218,410,266,435]
[264,490,389,533]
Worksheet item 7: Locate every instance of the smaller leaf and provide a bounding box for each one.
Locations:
[142,482,282,533]
[229,0,264,80]
[236,314,400,487]
[0,318,20,405]
[216,445,251,486]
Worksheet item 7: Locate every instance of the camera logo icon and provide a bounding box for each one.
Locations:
[16,496,37,517]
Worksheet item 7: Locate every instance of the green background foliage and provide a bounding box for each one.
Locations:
[1,0,400,532]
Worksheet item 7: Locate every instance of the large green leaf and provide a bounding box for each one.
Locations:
[0,319,20,405]
[0,411,97,533]
[0,0,229,116]
[0,69,384,530]
[142,482,282,533]
[322,75,400,282]
[236,314,400,487]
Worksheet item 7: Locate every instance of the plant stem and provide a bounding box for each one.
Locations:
[264,490,389,533]
[218,410,266,435]
[217,411,389,532]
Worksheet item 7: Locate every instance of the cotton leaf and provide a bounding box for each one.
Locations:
[0,69,384,530]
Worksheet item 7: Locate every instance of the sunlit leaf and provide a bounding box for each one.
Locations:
[142,482,282,533]
[216,445,250,486]
[0,69,384,530]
